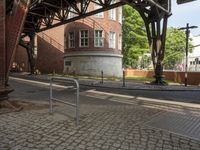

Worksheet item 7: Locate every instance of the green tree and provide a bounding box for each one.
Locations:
[164,28,193,70]
[122,5,149,68]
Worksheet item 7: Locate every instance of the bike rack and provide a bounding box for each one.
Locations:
[49,77,80,126]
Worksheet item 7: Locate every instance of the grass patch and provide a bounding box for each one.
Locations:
[125,76,154,82]
[48,73,120,81]
[47,73,179,84]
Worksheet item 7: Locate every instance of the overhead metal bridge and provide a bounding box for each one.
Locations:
[0,0,195,100]
[20,0,172,34]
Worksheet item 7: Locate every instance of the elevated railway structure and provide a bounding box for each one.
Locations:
[0,0,194,101]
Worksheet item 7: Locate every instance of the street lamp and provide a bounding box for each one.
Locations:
[179,23,198,86]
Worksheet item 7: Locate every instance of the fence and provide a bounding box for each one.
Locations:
[50,77,80,126]
[125,69,200,86]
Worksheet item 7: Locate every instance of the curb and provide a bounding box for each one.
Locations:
[10,75,200,92]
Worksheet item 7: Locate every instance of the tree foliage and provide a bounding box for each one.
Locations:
[164,28,193,70]
[122,5,149,68]
[122,6,193,71]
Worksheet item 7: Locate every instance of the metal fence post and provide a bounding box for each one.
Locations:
[49,77,80,126]
[50,79,53,114]
[122,70,125,87]
[76,82,79,126]
[101,70,103,84]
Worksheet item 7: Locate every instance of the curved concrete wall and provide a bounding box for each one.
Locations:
[64,51,123,77]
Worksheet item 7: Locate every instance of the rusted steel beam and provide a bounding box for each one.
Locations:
[0,0,30,100]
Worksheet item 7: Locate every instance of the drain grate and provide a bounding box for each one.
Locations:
[146,111,200,140]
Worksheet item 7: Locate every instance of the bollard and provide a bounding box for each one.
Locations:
[122,70,125,87]
[101,70,103,84]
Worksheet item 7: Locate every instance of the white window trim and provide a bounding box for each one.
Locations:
[95,12,104,18]
[94,30,104,47]
[109,31,116,49]
[108,0,116,20]
[118,7,122,24]
[79,30,89,47]
[68,31,75,48]
[93,0,104,18]
[109,8,116,20]
[118,33,122,50]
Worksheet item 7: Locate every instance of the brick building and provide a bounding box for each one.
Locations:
[14,1,123,77]
[64,2,123,77]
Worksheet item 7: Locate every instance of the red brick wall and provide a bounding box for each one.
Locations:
[65,3,122,54]
[14,25,65,74]
[125,69,200,86]
[42,25,64,47]
[36,36,64,73]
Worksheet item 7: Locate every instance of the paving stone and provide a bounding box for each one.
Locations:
[1,102,200,150]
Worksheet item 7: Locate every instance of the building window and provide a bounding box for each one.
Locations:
[109,0,116,20]
[65,61,71,66]
[118,7,122,24]
[68,8,77,19]
[109,31,116,48]
[68,32,75,48]
[94,0,104,18]
[79,30,89,47]
[118,34,122,50]
[94,30,103,47]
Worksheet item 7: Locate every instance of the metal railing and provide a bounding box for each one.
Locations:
[49,77,80,126]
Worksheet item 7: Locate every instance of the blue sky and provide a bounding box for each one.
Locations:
[168,0,200,36]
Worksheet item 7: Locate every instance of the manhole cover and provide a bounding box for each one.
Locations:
[146,111,200,140]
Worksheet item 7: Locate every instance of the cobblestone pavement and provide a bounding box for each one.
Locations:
[1,78,200,150]
[1,103,200,150]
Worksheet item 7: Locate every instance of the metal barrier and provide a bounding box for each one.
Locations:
[49,77,80,126]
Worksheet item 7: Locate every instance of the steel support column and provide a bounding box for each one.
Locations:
[19,33,36,74]
[0,0,29,101]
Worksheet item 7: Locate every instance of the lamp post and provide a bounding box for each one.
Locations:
[179,23,198,86]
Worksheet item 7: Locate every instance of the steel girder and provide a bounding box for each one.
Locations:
[23,0,171,34]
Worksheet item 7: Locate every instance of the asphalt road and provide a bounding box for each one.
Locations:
[9,77,200,105]
[3,77,200,150]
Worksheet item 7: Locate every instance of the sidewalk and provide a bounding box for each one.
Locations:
[10,72,200,91]
[2,74,200,150]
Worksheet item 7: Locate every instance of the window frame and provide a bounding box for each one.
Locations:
[118,33,122,50]
[68,31,75,48]
[108,0,116,20]
[109,31,116,49]
[94,0,104,18]
[79,30,89,47]
[94,30,104,47]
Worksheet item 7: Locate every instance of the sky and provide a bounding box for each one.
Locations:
[168,0,200,36]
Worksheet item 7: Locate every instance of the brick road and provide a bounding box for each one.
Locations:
[0,79,200,150]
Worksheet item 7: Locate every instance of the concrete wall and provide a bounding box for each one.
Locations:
[125,69,200,86]
[64,51,123,77]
